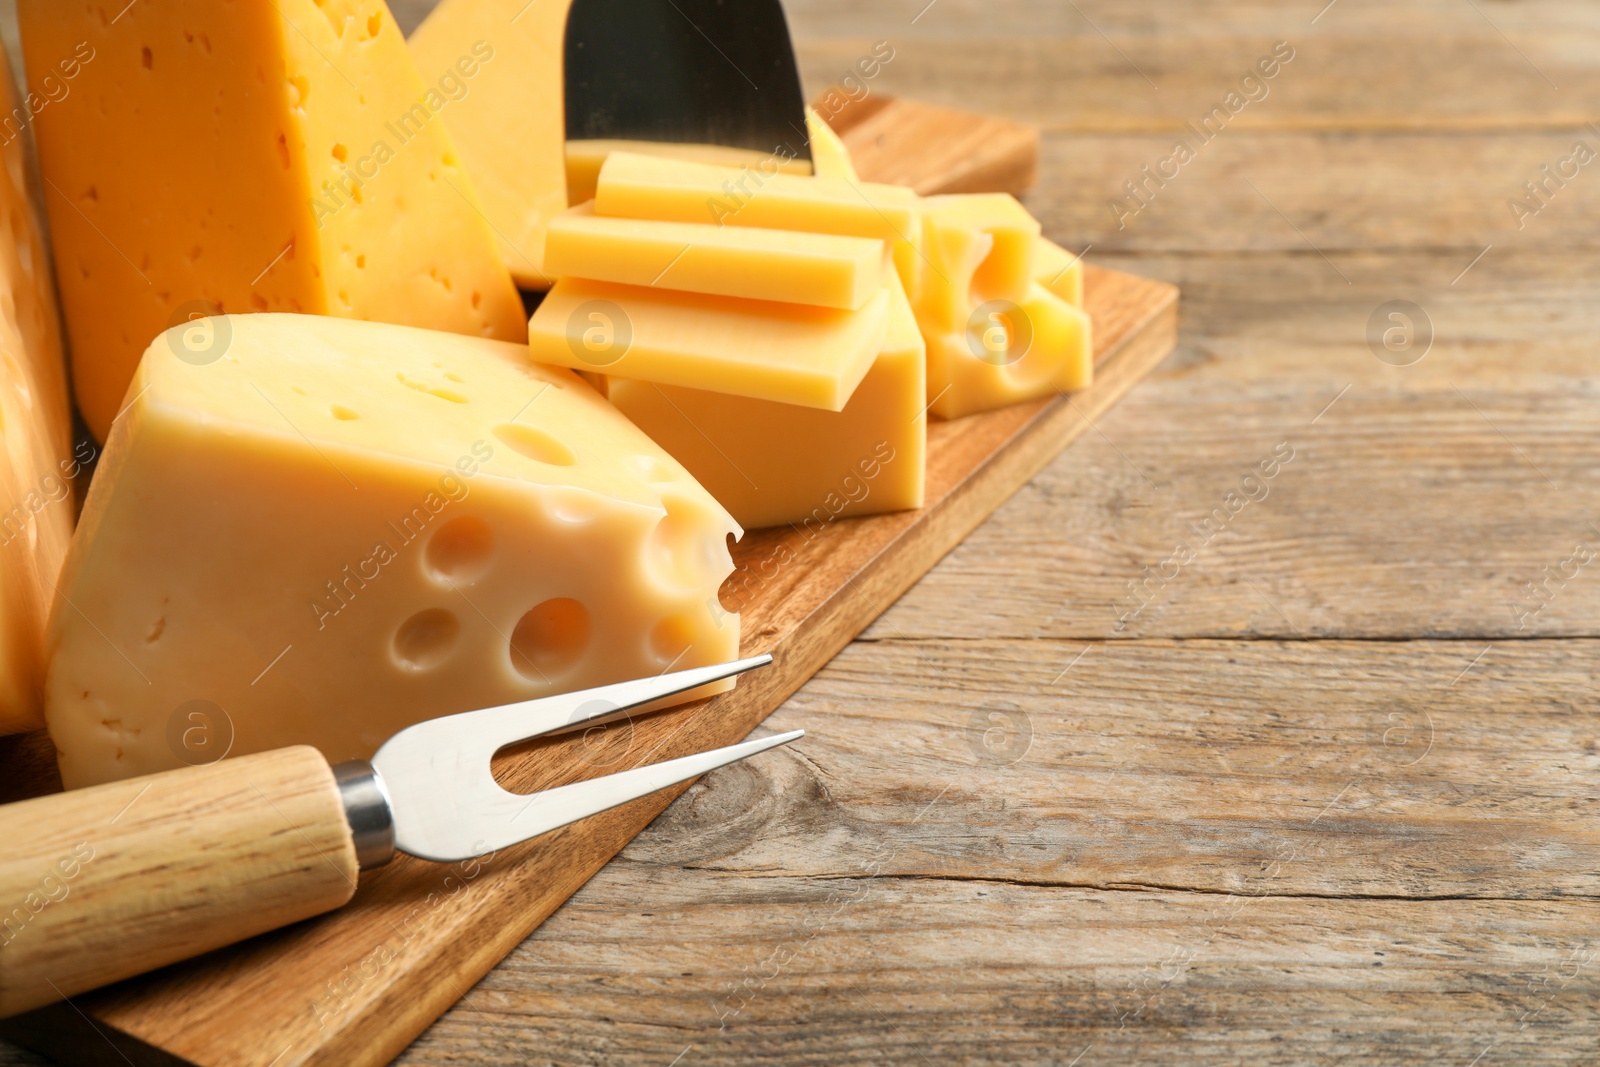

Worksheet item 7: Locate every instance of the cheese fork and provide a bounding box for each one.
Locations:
[0,655,795,1018]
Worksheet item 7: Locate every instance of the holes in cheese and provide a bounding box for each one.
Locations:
[492,422,577,467]
[44,314,740,788]
[543,202,891,311]
[607,275,927,530]
[509,598,591,680]
[909,194,1094,418]
[529,278,890,412]
[393,608,462,671]
[923,283,1094,421]
[18,0,527,441]
[915,193,1041,334]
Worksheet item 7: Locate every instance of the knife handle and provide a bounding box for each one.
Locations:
[0,746,359,1018]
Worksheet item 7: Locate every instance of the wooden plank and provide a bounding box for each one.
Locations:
[868,248,1600,642]
[381,633,1600,1064]
[0,264,1175,1066]
[785,0,1600,133]
[1026,131,1600,254]
[817,92,1039,196]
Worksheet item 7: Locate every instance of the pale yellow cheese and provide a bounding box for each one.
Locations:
[925,282,1093,420]
[528,277,890,411]
[594,151,923,289]
[544,202,890,310]
[566,141,812,208]
[19,0,526,441]
[915,193,1041,333]
[806,107,858,181]
[0,46,77,733]
[409,0,572,288]
[607,276,924,529]
[1034,236,1085,309]
[45,314,740,788]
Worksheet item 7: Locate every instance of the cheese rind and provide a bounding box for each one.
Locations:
[1034,236,1084,309]
[19,0,526,441]
[544,202,890,310]
[528,277,889,411]
[408,0,571,287]
[925,282,1093,419]
[607,277,925,529]
[0,45,76,733]
[45,314,740,788]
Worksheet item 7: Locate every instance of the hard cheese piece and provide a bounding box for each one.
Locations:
[806,107,858,181]
[19,0,526,441]
[915,193,1041,333]
[607,276,925,530]
[528,277,889,411]
[0,45,77,733]
[594,151,923,289]
[566,141,812,208]
[1034,236,1084,309]
[925,282,1092,420]
[409,0,570,288]
[544,202,890,310]
[45,314,740,789]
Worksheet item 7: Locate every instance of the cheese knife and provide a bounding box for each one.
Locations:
[0,654,795,1017]
[563,0,812,166]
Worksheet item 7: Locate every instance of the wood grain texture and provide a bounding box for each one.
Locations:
[817,93,1039,196]
[8,0,1600,1063]
[0,747,357,1017]
[0,266,1171,1067]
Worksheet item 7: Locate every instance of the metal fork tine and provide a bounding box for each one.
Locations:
[502,729,805,845]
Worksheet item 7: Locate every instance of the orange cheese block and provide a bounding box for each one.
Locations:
[607,276,925,530]
[0,46,79,733]
[18,0,526,441]
[45,314,741,789]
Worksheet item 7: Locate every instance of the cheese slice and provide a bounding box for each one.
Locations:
[566,141,812,208]
[594,151,923,289]
[19,0,526,441]
[916,193,1041,334]
[0,46,77,733]
[409,0,568,287]
[925,282,1093,420]
[807,108,859,181]
[1034,236,1085,309]
[544,202,890,310]
[607,276,925,530]
[45,314,740,788]
[528,277,890,411]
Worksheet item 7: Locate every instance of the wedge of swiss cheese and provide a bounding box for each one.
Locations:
[46,314,740,788]
[0,46,78,734]
[18,0,526,441]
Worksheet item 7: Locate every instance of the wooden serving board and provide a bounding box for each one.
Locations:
[0,104,1176,1067]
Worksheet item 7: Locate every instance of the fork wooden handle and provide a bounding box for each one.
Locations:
[0,746,359,1018]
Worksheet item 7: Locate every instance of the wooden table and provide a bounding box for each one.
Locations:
[7,0,1600,1063]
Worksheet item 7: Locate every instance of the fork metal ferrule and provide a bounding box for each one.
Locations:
[332,759,396,870]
